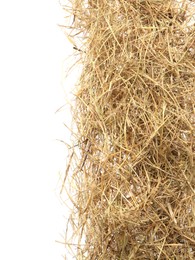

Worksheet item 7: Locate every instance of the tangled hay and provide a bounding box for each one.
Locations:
[61,0,195,259]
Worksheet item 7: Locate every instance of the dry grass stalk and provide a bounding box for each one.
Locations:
[61,0,195,259]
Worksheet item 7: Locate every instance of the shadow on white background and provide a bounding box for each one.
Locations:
[0,0,76,259]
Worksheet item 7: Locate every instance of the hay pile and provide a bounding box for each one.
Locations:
[62,0,195,259]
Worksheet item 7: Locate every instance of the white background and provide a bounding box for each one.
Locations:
[0,0,75,259]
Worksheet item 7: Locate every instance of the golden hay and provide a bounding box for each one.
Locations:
[61,0,195,259]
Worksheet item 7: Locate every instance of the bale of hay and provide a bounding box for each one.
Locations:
[62,0,195,259]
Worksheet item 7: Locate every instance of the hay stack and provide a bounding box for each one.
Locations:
[62,0,195,259]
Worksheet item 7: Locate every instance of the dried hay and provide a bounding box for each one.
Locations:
[61,0,195,259]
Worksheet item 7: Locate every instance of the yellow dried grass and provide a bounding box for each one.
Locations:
[61,0,195,259]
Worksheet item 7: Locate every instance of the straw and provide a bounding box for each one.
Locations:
[61,0,195,259]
